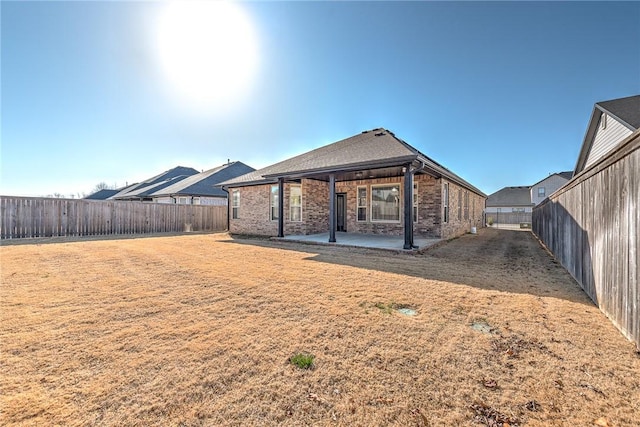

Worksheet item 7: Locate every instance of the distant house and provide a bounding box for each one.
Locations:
[485,186,533,224]
[148,161,255,205]
[220,128,486,248]
[530,172,573,206]
[108,166,199,202]
[574,94,640,174]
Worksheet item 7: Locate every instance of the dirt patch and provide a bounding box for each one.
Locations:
[1,229,638,426]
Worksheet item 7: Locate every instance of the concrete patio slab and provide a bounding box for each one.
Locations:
[276,232,442,252]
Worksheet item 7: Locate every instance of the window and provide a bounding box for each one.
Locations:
[413,183,418,222]
[193,197,200,205]
[177,197,189,204]
[538,187,545,198]
[443,183,449,223]
[464,191,469,220]
[232,190,240,219]
[512,208,525,213]
[270,185,279,221]
[290,185,302,222]
[371,184,400,222]
[357,186,367,221]
[457,190,462,220]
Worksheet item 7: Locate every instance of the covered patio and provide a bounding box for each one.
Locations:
[277,232,442,252]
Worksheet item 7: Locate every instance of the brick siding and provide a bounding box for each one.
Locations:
[229,174,486,239]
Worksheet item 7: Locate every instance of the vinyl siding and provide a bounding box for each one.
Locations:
[531,175,570,206]
[585,114,633,169]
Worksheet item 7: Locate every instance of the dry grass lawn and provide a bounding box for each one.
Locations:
[1,229,639,426]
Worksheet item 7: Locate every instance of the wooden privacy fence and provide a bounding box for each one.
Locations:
[533,130,639,347]
[0,196,228,239]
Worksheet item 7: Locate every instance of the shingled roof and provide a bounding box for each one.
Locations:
[108,166,199,199]
[486,186,533,208]
[221,128,486,197]
[149,161,255,198]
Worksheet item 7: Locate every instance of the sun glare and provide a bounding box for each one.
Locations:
[154,1,258,113]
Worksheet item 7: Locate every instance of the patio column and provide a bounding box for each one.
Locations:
[403,164,414,249]
[329,173,336,243]
[277,177,284,238]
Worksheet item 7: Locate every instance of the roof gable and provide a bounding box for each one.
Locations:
[220,128,486,197]
[223,129,417,185]
[530,171,573,188]
[574,94,640,174]
[597,95,640,130]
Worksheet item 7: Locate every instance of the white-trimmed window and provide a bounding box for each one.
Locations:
[357,186,367,221]
[443,183,449,223]
[512,208,525,213]
[413,183,418,222]
[538,187,545,198]
[371,184,400,222]
[289,185,302,222]
[177,196,189,205]
[270,185,279,221]
[193,197,200,205]
[232,190,240,219]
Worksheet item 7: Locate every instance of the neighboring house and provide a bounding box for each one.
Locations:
[574,94,640,174]
[485,186,533,224]
[84,189,119,200]
[108,166,199,202]
[148,161,255,205]
[530,171,573,206]
[220,128,486,249]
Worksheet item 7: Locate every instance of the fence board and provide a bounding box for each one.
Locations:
[0,197,227,240]
[533,130,640,347]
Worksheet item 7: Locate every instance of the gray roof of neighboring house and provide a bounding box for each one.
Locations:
[149,161,255,198]
[84,189,119,200]
[112,175,193,200]
[486,186,533,207]
[108,166,199,199]
[558,171,573,180]
[597,95,640,130]
[220,128,486,197]
[530,171,573,188]
[574,94,640,174]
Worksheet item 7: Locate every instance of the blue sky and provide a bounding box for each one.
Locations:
[2,1,639,197]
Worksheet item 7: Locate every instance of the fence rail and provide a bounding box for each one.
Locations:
[533,130,639,347]
[486,212,532,226]
[0,196,227,240]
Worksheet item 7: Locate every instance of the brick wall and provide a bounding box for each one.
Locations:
[440,179,485,239]
[229,175,485,239]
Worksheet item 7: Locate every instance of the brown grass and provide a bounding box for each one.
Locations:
[1,229,638,426]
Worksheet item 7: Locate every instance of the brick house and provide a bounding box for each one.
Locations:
[220,128,486,249]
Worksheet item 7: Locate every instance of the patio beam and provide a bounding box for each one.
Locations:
[277,177,284,238]
[329,174,336,242]
[403,164,414,249]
